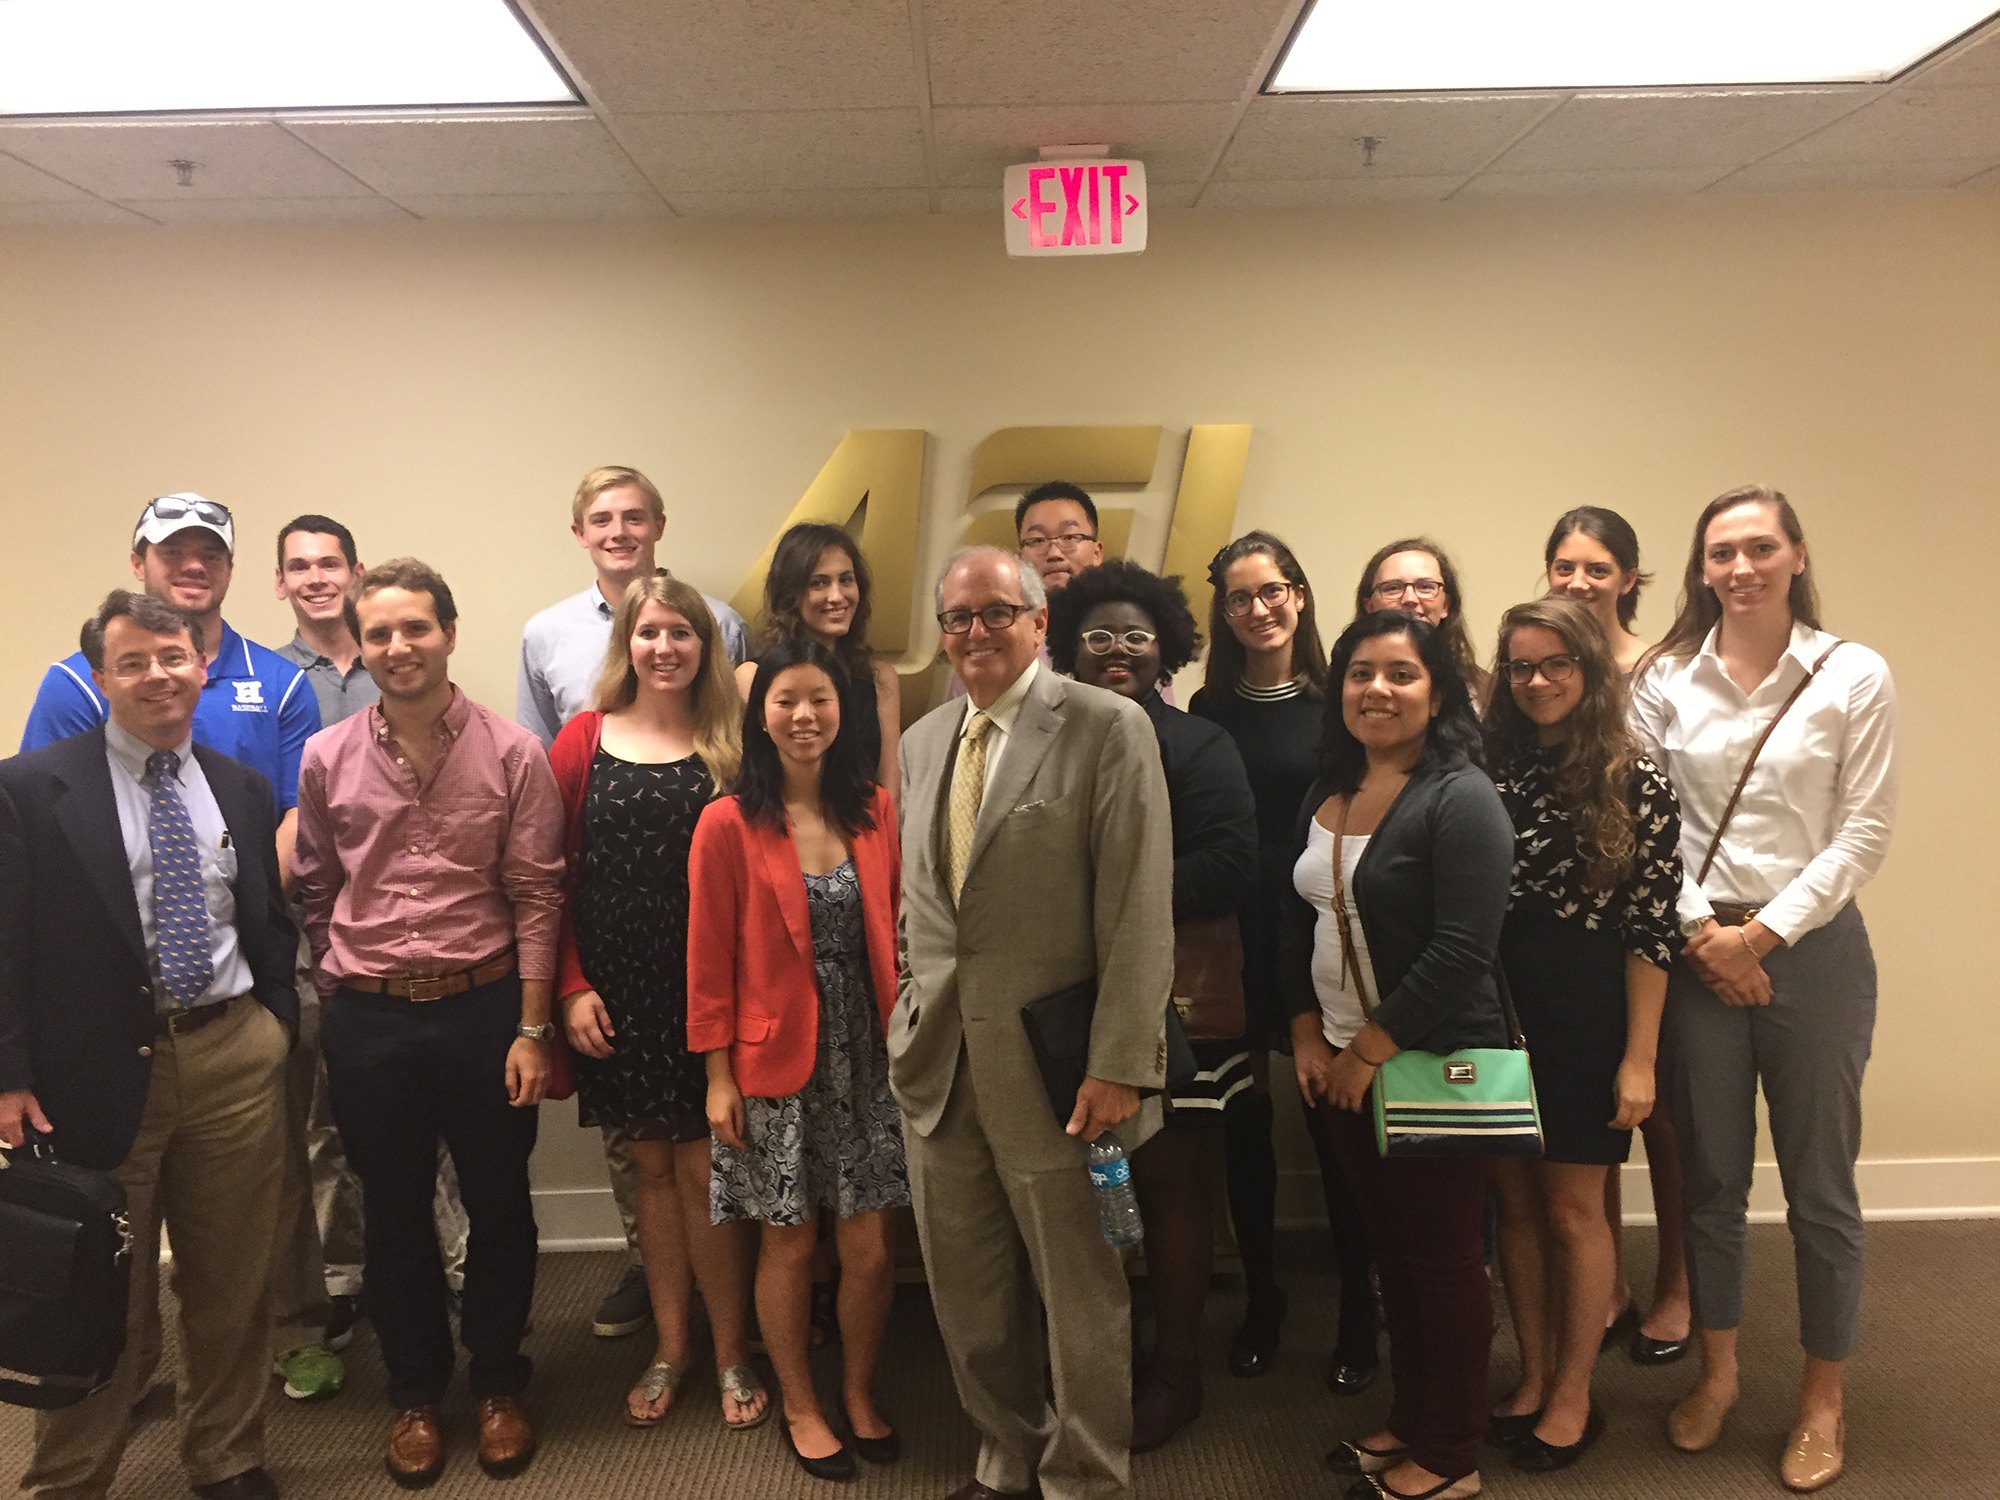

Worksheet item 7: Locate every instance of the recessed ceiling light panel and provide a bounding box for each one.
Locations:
[1269,0,2000,93]
[0,0,577,117]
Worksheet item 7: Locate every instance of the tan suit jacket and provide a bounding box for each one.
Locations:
[892,666,1174,1170]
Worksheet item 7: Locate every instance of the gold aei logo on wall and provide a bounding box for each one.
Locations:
[727,425,1251,709]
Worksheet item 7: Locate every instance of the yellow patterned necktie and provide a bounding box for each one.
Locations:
[947,711,992,900]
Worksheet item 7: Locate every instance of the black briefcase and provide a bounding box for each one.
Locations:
[1019,980,1196,1131]
[0,1138,131,1409]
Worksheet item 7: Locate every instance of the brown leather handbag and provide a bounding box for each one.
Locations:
[1171,914,1247,1042]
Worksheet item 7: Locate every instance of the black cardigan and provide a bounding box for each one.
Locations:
[1276,758,1513,1055]
[1143,693,1259,923]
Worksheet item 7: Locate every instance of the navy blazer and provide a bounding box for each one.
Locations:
[0,726,299,1171]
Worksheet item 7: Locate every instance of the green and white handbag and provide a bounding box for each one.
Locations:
[1330,802,1543,1159]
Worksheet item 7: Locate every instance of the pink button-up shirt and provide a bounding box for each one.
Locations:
[294,686,564,990]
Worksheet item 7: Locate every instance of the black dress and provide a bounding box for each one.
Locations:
[1492,748,1683,1165]
[571,748,713,1144]
[1188,679,1325,1052]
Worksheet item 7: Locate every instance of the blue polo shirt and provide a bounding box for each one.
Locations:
[20,620,320,813]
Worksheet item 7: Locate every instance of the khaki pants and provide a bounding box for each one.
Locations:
[26,998,288,1499]
[905,1059,1133,1500]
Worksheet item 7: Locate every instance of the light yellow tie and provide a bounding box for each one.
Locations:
[948,711,992,900]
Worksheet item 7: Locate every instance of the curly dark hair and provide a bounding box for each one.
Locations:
[732,637,877,840]
[1318,610,1484,796]
[1044,560,1201,677]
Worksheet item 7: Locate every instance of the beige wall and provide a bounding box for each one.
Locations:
[3,193,1994,1219]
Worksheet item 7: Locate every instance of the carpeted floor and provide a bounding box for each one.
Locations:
[6,1220,1993,1499]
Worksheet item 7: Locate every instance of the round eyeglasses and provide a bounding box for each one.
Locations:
[1079,628,1156,655]
[1221,581,1296,618]
[1504,654,1580,686]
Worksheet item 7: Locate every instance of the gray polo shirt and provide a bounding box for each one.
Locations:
[516,581,749,747]
[278,633,379,728]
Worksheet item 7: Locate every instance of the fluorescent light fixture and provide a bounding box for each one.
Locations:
[0,0,577,117]
[1269,1,2000,92]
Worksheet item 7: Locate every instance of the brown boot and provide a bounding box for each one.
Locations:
[477,1396,536,1477]
[386,1406,444,1489]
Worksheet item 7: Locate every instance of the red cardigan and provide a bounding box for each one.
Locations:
[686,786,901,1100]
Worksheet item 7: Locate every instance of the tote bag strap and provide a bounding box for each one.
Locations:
[1694,639,1845,888]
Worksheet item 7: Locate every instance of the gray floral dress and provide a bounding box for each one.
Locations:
[710,859,910,1226]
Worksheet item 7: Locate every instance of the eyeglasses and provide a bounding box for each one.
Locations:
[1019,532,1097,555]
[1221,581,1296,617]
[1504,654,1580,686]
[106,649,201,680]
[143,496,232,528]
[1370,578,1445,603]
[938,602,1038,635]
[1080,628,1156,655]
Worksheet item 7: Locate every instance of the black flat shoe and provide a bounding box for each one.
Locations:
[1632,1331,1690,1364]
[1326,1438,1410,1475]
[1510,1406,1606,1472]
[783,1417,856,1483]
[1485,1408,1543,1448]
[835,1399,900,1464]
[1327,1357,1380,1397]
[1228,1288,1287,1378]
[1599,1302,1640,1352]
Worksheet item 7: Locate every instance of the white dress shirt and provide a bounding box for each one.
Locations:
[959,656,1040,800]
[105,720,253,1011]
[1629,620,1898,945]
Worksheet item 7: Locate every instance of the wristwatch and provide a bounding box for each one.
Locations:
[1679,915,1714,940]
[516,1022,553,1042]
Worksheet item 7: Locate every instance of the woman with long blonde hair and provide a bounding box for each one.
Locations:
[550,575,765,1430]
[1480,598,1682,1473]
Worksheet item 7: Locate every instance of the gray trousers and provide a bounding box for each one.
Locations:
[600,1127,644,1265]
[1665,903,1876,1361]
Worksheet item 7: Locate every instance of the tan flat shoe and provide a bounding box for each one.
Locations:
[1780,1419,1844,1492]
[1667,1387,1737,1452]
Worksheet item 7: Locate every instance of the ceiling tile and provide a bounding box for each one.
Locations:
[1761,84,2000,163]
[1457,166,1724,198]
[0,200,151,225]
[616,109,926,190]
[1215,94,1561,180]
[398,192,670,220]
[121,197,415,223]
[1492,90,1865,172]
[529,0,917,113]
[0,151,93,203]
[924,0,1297,105]
[1708,158,2000,192]
[286,116,649,196]
[1198,176,1462,207]
[932,103,1237,185]
[940,187,1000,213]
[0,121,373,199]
[1959,163,2000,188]
[1905,26,2000,89]
[664,188,930,217]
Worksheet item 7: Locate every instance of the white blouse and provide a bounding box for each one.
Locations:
[1629,620,1898,946]
[1294,820,1377,1048]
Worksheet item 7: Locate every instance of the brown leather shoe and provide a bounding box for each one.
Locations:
[477,1396,536,1478]
[386,1406,444,1489]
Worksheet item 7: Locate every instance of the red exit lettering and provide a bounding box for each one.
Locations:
[1023,163,1136,249]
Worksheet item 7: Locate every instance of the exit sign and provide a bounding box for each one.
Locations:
[1004,160,1147,258]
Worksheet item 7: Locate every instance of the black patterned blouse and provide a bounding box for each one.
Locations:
[1491,747,1684,971]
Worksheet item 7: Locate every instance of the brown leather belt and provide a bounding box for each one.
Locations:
[343,952,517,1002]
[1710,902,1762,928]
[157,994,247,1036]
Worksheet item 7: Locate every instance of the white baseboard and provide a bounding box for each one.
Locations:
[530,1156,2000,1252]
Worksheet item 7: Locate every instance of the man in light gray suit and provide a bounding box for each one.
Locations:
[894,546,1175,1500]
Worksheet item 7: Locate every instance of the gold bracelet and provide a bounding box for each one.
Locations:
[1737,927,1759,961]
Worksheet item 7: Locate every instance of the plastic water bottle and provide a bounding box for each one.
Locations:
[1086,1132,1145,1248]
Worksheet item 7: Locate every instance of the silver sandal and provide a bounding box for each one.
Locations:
[623,1361,682,1427]
[719,1364,771,1430]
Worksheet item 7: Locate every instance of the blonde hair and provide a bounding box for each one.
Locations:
[570,466,665,529]
[591,574,742,791]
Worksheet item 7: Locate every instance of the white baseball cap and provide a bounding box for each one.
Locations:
[134,493,234,553]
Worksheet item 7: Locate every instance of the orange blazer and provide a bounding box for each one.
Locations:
[686,786,901,1099]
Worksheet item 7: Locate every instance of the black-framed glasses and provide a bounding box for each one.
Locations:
[1019,532,1097,555]
[1504,654,1580,686]
[1080,628,1156,655]
[142,496,233,528]
[1370,577,1444,602]
[938,602,1037,635]
[1221,581,1296,617]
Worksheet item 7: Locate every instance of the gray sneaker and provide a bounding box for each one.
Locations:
[591,1264,651,1338]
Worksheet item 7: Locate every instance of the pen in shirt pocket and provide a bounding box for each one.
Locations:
[220,833,232,849]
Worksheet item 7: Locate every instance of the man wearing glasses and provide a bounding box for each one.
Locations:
[894,546,1175,1500]
[21,495,321,880]
[948,481,1106,701]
